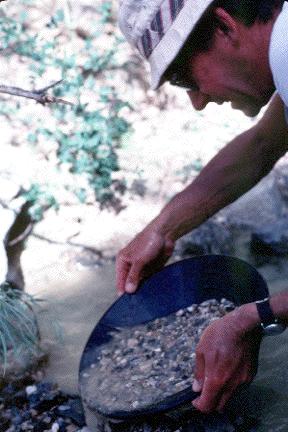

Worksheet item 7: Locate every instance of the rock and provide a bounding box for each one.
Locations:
[130,179,146,198]
[173,160,288,262]
[251,217,288,256]
[221,168,282,229]
[248,164,288,256]
[175,218,233,259]
[0,378,87,431]
[55,398,87,426]
[0,343,47,389]
[274,163,288,207]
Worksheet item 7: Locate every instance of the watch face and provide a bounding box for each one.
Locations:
[262,323,286,336]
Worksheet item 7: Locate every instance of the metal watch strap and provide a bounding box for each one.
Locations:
[256,297,276,327]
[256,297,286,335]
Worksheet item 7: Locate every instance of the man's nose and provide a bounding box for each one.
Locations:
[187,89,210,110]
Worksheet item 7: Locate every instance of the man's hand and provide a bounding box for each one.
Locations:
[191,306,262,413]
[116,226,174,295]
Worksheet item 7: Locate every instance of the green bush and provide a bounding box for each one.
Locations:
[0,0,131,206]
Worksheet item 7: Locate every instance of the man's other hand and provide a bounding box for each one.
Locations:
[116,226,174,295]
[192,306,262,413]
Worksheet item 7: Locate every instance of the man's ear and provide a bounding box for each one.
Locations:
[214,7,239,43]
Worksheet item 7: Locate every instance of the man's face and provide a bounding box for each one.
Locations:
[185,45,275,117]
[170,7,276,117]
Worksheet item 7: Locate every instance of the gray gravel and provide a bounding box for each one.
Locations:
[81,299,235,414]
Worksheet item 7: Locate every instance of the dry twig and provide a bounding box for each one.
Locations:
[0,79,73,105]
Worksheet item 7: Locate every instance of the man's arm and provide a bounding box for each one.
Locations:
[117,94,288,294]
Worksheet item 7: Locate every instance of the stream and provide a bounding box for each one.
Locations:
[23,230,288,432]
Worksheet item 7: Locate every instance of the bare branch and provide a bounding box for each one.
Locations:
[0,80,73,106]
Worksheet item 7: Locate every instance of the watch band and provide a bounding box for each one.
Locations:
[256,297,286,336]
[256,297,276,327]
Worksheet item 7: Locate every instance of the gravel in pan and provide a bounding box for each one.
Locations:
[81,298,236,415]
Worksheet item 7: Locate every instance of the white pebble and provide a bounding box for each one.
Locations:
[51,422,60,432]
[127,338,138,348]
[26,385,37,396]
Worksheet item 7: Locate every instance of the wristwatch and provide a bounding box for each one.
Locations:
[256,297,286,336]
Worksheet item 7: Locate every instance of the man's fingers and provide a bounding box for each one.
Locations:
[192,356,233,413]
[124,260,146,293]
[192,350,205,392]
[116,256,131,294]
[192,368,250,413]
[192,379,202,392]
[116,259,143,294]
[116,255,156,294]
[192,376,225,413]
[192,377,216,413]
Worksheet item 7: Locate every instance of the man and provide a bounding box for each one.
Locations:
[116,0,288,413]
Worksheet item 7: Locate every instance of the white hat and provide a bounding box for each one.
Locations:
[118,0,214,89]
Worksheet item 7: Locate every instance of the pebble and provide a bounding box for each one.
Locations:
[0,378,86,432]
[26,385,37,396]
[0,303,258,432]
[51,422,60,432]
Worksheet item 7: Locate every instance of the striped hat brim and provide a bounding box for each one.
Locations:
[119,0,214,89]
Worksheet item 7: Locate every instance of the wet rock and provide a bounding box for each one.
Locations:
[0,374,259,432]
[0,378,86,432]
[175,218,233,259]
[55,398,88,426]
[251,217,288,256]
[0,345,47,393]
[173,161,288,263]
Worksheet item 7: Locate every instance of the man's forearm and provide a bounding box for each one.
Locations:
[154,126,276,241]
[152,95,288,242]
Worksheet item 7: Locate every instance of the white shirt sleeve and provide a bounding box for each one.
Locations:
[269,2,288,108]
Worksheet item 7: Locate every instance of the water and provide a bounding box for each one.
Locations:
[23,239,118,395]
[226,228,288,431]
[242,261,288,432]
[23,233,288,431]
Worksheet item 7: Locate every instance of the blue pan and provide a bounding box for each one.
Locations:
[79,255,268,420]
